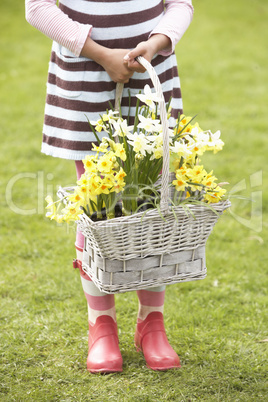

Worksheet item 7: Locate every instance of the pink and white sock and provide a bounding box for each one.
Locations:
[75,161,116,325]
[136,286,166,321]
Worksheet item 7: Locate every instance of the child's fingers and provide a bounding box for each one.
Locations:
[123,54,146,73]
[124,47,139,62]
[129,59,146,72]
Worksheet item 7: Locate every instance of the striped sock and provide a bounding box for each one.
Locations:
[79,267,116,325]
[75,160,116,325]
[136,286,166,321]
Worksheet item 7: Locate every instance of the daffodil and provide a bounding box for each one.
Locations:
[113,182,126,193]
[44,85,227,221]
[206,130,224,153]
[90,118,105,133]
[92,143,107,153]
[76,173,89,187]
[97,154,113,173]
[202,171,217,188]
[127,132,152,156]
[88,174,102,195]
[68,189,85,206]
[147,133,163,147]
[186,165,206,182]
[114,143,126,161]
[82,155,97,173]
[45,195,57,220]
[172,177,187,192]
[61,203,83,222]
[102,173,115,186]
[170,141,192,159]
[151,147,163,160]
[102,110,119,124]
[204,186,226,203]
[112,119,134,138]
[96,180,111,195]
[137,115,162,133]
[136,84,161,111]
[115,168,127,183]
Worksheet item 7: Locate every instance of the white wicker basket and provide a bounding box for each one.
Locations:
[77,200,230,293]
[60,57,231,293]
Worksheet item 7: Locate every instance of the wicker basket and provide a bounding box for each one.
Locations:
[77,200,230,293]
[60,57,231,293]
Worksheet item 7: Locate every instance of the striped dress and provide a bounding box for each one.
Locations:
[42,0,183,160]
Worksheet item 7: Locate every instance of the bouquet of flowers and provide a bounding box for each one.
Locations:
[46,85,227,224]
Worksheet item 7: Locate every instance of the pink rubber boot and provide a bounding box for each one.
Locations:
[87,315,123,373]
[134,311,181,371]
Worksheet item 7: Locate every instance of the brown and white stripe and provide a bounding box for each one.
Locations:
[42,0,183,160]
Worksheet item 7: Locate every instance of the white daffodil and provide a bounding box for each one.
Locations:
[102,110,119,125]
[206,130,224,152]
[112,119,134,138]
[137,115,162,133]
[127,132,153,156]
[150,147,163,160]
[188,126,200,138]
[136,84,162,111]
[170,141,192,158]
[146,134,159,143]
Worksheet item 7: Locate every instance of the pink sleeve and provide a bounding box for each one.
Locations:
[150,0,194,56]
[25,0,92,57]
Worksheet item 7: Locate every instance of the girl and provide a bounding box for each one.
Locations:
[25,0,194,373]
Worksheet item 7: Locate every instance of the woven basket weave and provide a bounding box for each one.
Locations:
[60,57,231,293]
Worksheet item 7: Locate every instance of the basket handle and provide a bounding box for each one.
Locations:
[115,56,170,214]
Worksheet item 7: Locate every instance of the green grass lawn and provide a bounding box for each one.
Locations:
[0,0,267,400]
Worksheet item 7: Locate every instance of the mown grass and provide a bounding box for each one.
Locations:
[0,0,267,400]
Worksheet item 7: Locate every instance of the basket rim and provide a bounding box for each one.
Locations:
[78,199,231,228]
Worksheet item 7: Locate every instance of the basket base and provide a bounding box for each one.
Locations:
[82,241,207,294]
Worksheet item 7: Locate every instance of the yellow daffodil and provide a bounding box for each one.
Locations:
[82,155,97,173]
[204,186,226,203]
[172,177,187,192]
[68,190,84,205]
[202,171,217,188]
[61,203,83,222]
[97,154,113,173]
[113,181,126,193]
[92,143,108,153]
[90,118,105,132]
[102,173,115,185]
[96,180,110,195]
[45,195,57,220]
[115,168,126,183]
[88,174,102,196]
[186,165,206,182]
[114,143,126,161]
[77,173,90,187]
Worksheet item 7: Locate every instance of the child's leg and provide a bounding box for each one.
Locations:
[74,161,122,373]
[136,286,166,321]
[75,244,116,325]
[135,286,180,371]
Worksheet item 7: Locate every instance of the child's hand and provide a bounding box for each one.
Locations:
[123,34,172,73]
[81,38,133,83]
[101,48,134,83]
